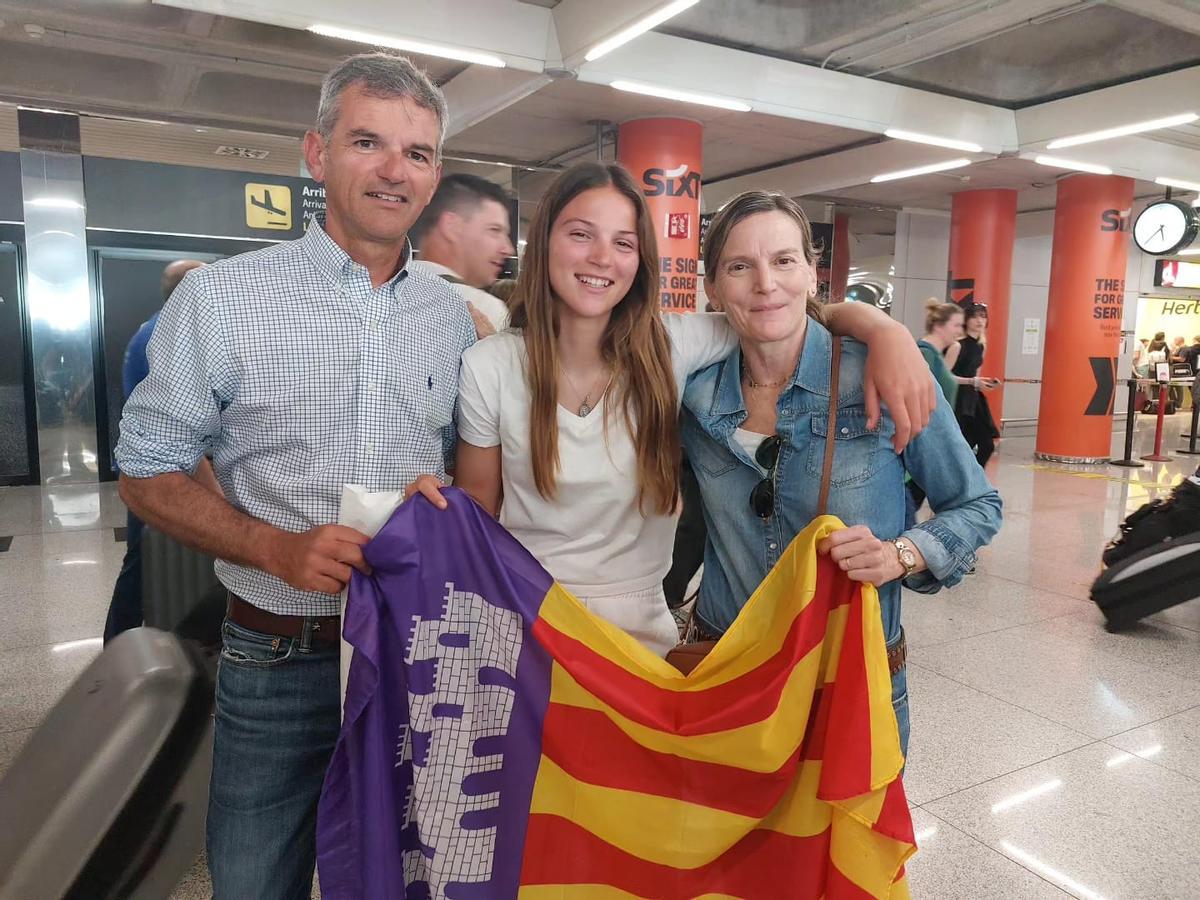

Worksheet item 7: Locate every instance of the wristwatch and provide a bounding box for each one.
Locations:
[892,538,918,578]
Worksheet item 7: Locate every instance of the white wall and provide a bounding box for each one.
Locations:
[892,209,950,338]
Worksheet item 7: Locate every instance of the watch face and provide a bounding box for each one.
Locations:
[1134,201,1197,255]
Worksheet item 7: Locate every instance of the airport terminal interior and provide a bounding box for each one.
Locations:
[3,0,1200,898]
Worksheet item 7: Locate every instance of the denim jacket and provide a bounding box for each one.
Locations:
[681,321,1003,645]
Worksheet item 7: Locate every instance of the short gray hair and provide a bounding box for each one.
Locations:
[316,53,448,157]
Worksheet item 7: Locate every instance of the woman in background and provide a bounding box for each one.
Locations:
[947,303,999,468]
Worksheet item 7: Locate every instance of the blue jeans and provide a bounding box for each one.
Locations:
[207,618,341,900]
[103,511,144,644]
[892,663,910,761]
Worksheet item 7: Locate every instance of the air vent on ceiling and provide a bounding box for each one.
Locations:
[215,145,270,160]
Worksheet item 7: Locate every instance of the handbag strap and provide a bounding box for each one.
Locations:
[817,338,842,517]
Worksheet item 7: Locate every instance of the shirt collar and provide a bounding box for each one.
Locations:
[710,318,834,417]
[413,259,460,280]
[302,213,411,293]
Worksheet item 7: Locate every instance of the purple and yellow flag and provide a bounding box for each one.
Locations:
[317,488,914,899]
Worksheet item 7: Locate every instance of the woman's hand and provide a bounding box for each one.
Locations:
[863,320,937,453]
[404,474,449,510]
[817,525,905,587]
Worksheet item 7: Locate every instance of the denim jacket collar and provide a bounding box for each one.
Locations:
[709,319,835,419]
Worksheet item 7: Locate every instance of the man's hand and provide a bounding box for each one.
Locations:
[263,525,372,595]
[817,525,905,587]
[863,320,937,453]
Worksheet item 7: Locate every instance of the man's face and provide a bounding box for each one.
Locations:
[452,199,514,288]
[303,84,442,250]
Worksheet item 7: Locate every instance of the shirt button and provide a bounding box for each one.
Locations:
[840,426,850,435]
[364,442,375,455]
[367,380,377,392]
[769,542,777,550]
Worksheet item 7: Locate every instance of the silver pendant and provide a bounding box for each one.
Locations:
[578,401,591,417]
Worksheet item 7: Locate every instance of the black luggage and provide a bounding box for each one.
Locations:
[1092,534,1200,631]
[0,628,214,899]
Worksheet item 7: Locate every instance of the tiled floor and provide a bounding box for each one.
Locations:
[2,416,1200,898]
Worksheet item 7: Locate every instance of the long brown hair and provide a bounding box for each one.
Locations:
[508,162,679,514]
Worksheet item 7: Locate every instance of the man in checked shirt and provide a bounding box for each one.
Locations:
[115,53,475,898]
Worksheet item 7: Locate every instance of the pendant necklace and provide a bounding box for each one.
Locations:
[560,365,612,417]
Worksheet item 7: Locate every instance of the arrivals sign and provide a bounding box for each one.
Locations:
[82,157,325,240]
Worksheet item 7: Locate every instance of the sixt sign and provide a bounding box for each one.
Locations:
[642,163,701,199]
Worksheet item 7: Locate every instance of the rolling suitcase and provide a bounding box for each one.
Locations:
[141,524,222,634]
[0,628,214,900]
[1092,534,1200,631]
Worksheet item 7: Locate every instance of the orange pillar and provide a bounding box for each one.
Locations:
[1036,174,1135,462]
[830,213,850,303]
[947,189,1017,421]
[617,118,702,312]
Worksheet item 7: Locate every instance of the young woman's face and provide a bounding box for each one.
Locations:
[935,311,964,343]
[706,211,816,346]
[965,312,987,337]
[547,186,641,325]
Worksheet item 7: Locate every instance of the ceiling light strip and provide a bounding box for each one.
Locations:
[1033,155,1112,175]
[884,128,982,153]
[1046,112,1198,150]
[610,80,751,112]
[869,158,971,183]
[1157,176,1200,193]
[585,0,701,62]
[308,25,506,68]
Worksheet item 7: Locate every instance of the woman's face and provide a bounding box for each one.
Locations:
[965,312,987,337]
[547,185,641,325]
[706,211,815,346]
[935,312,964,343]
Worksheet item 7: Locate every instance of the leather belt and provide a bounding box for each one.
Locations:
[887,629,907,676]
[226,593,340,646]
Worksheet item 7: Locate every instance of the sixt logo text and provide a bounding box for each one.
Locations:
[643,164,701,198]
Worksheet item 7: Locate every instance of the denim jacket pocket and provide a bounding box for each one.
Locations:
[806,410,891,487]
[685,423,740,478]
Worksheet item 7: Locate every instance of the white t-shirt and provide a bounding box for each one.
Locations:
[411,260,510,332]
[457,313,736,599]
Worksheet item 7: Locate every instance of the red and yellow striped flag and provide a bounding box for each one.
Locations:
[520,515,914,898]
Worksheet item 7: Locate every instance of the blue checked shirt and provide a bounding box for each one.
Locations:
[115,218,476,616]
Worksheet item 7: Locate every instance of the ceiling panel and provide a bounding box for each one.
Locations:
[0,38,168,105]
[189,71,321,131]
[79,116,303,175]
[882,5,1200,107]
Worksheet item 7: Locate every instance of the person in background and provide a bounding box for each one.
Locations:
[102,259,206,644]
[411,172,514,335]
[679,191,1003,755]
[1131,337,1150,379]
[1171,336,1189,410]
[946,302,1000,467]
[908,299,965,509]
[488,277,518,306]
[1183,335,1200,375]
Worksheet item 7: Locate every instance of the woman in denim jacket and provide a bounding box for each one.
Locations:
[680,191,1003,754]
